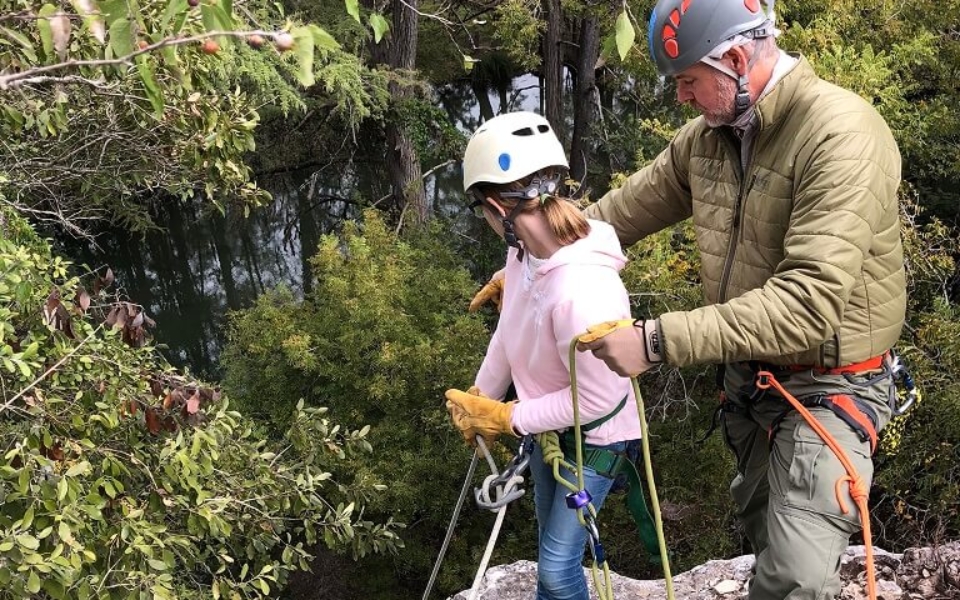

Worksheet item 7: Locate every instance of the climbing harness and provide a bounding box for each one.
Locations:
[697,351,920,600]
[426,332,677,600]
[556,335,675,600]
[754,369,882,600]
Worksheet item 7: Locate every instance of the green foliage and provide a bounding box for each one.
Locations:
[0,205,399,599]
[779,0,960,219]
[872,193,960,547]
[222,209,498,598]
[490,0,543,72]
[0,0,379,231]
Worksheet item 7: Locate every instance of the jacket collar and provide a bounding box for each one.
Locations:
[753,53,813,133]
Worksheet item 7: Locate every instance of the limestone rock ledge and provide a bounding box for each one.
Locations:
[451,542,960,600]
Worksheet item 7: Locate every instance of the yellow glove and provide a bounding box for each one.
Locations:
[575,319,636,345]
[445,386,517,447]
[469,273,505,313]
[576,319,663,378]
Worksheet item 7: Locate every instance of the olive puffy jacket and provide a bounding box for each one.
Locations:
[585,56,905,368]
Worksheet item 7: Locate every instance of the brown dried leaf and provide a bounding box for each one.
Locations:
[185,391,201,415]
[145,407,161,434]
[162,393,175,410]
[43,288,61,325]
[131,311,144,329]
[76,287,91,314]
[105,305,119,327]
[50,12,71,61]
[103,268,115,289]
[54,304,75,338]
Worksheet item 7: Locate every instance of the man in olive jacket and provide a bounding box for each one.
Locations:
[579,0,905,598]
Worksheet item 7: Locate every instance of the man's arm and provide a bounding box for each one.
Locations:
[659,123,901,366]
[583,122,696,246]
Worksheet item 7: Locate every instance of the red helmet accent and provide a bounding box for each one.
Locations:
[744,0,760,12]
[662,25,676,40]
[664,39,679,58]
[681,0,691,12]
[669,9,681,27]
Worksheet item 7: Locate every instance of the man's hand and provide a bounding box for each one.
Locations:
[445,386,517,447]
[469,269,505,313]
[576,319,663,378]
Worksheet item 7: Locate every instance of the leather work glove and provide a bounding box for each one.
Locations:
[445,386,517,447]
[469,270,505,313]
[576,319,663,378]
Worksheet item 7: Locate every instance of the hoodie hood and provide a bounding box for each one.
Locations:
[525,219,628,276]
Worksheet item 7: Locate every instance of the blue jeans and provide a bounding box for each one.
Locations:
[529,439,625,600]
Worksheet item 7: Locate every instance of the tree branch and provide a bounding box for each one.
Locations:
[0,29,282,90]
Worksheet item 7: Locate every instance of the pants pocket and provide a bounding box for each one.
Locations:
[772,409,873,531]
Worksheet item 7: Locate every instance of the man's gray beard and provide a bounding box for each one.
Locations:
[702,75,739,128]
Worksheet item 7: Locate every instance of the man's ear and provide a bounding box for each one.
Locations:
[724,45,751,76]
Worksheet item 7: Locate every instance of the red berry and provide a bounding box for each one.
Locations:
[201,39,219,54]
[247,34,265,49]
[187,0,200,7]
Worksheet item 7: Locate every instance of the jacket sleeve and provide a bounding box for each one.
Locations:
[510,278,632,434]
[475,326,513,400]
[583,123,696,246]
[659,119,901,366]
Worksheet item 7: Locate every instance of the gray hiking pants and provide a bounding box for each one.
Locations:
[721,362,893,600]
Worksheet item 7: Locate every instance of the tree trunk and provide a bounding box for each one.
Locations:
[569,15,599,194]
[370,0,428,225]
[472,79,495,121]
[543,0,563,131]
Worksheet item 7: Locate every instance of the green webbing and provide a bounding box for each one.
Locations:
[621,458,663,563]
[557,429,660,560]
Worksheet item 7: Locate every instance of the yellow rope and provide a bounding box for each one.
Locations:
[530,337,677,600]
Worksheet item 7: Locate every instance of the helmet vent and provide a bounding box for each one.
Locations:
[510,125,552,137]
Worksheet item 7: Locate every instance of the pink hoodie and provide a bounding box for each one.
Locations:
[475,219,642,445]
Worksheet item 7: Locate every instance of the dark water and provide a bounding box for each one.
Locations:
[54,77,548,378]
[56,165,464,379]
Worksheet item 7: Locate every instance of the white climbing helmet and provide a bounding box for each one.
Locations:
[462,111,569,193]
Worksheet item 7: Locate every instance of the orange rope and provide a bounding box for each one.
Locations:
[755,371,877,600]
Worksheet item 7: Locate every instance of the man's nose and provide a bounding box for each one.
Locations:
[675,84,692,104]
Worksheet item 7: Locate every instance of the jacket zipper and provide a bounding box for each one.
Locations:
[717,131,754,303]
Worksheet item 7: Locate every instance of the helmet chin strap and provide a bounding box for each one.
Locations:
[501,202,526,261]
[735,73,751,119]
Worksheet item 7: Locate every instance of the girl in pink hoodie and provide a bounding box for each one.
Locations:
[445,111,642,600]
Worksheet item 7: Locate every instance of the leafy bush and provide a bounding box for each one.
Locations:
[0,205,399,599]
[222,209,507,598]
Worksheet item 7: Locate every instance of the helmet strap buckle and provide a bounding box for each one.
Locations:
[735,74,751,119]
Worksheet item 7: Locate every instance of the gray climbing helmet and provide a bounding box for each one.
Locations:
[647,0,776,76]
